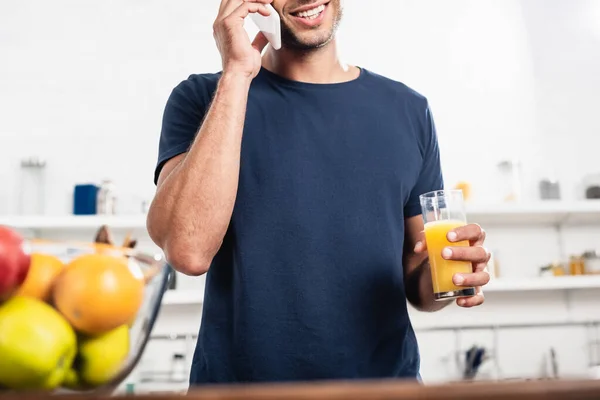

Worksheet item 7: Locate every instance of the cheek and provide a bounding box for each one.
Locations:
[329,2,341,19]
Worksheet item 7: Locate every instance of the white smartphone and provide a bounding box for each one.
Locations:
[249,3,282,50]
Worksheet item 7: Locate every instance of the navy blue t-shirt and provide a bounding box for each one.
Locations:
[155,66,444,384]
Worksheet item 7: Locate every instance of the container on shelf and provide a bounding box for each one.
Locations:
[454,181,472,201]
[569,256,586,276]
[18,156,47,216]
[73,184,99,215]
[539,178,561,200]
[582,174,600,200]
[552,263,566,276]
[539,262,566,277]
[97,180,117,215]
[497,159,523,202]
[583,251,600,275]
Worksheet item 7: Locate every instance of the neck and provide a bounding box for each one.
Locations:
[262,39,358,84]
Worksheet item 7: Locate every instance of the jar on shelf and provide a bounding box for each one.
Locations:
[539,262,566,277]
[569,256,585,276]
[552,263,566,276]
[583,251,600,275]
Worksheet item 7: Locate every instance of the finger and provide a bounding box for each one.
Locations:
[222,0,272,18]
[413,231,427,253]
[473,259,490,273]
[457,293,485,308]
[251,31,269,52]
[442,245,490,263]
[447,223,484,245]
[219,0,239,16]
[453,270,491,287]
[229,0,272,20]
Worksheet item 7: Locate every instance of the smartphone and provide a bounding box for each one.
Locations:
[249,3,281,50]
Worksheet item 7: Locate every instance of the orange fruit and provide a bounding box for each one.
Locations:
[52,253,144,335]
[16,253,64,302]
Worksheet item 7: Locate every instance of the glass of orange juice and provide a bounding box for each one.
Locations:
[419,190,476,301]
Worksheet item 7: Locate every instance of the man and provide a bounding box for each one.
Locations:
[147,0,491,385]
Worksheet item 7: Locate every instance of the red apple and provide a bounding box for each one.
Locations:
[0,225,31,302]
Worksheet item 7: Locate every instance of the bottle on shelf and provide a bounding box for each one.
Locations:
[97,180,117,215]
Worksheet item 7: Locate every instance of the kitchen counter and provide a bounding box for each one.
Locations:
[3,379,600,400]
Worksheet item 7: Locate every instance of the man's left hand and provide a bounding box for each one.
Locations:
[414,223,491,308]
[444,223,491,308]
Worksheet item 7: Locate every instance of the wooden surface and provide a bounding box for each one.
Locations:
[179,379,600,400]
[3,379,600,400]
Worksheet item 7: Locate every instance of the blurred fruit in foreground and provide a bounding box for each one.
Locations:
[65,324,130,389]
[0,296,77,390]
[0,226,31,302]
[16,253,64,302]
[53,253,144,335]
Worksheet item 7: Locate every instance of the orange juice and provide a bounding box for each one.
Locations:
[424,219,473,297]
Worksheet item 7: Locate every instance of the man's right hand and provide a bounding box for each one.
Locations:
[213,0,274,79]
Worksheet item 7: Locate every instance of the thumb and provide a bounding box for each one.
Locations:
[251,31,270,53]
[414,231,427,253]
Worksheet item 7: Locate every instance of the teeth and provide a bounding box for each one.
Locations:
[296,4,325,19]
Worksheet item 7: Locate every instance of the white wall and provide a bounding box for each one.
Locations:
[2,0,597,210]
[521,0,600,200]
[0,0,567,214]
[2,0,600,392]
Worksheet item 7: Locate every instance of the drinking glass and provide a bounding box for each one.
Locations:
[419,190,476,300]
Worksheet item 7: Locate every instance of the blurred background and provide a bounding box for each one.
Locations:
[1,0,600,394]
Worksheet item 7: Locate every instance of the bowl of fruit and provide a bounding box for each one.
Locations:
[0,225,172,394]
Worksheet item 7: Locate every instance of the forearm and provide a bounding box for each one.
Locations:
[405,256,452,312]
[147,73,252,275]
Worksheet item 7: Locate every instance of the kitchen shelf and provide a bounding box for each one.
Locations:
[0,215,148,230]
[162,289,205,306]
[1,201,599,230]
[158,276,600,308]
[485,275,600,292]
[466,200,600,226]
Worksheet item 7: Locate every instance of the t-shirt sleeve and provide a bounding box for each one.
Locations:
[154,78,210,185]
[404,101,445,218]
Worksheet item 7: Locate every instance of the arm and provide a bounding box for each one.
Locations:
[401,100,448,311]
[147,0,273,276]
[147,74,253,276]
[401,100,491,310]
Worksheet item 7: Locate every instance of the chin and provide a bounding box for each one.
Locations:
[282,30,334,50]
[280,0,341,49]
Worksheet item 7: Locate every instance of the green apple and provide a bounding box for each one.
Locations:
[69,324,130,388]
[0,296,77,390]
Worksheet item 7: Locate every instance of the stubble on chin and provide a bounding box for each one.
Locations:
[280,1,343,51]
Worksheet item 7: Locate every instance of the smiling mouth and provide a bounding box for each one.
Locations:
[291,3,327,20]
